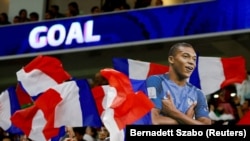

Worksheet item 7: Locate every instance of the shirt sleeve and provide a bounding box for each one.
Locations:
[195,90,210,119]
[146,75,163,109]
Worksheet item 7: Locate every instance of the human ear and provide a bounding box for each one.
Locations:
[168,56,174,64]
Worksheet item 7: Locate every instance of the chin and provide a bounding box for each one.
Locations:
[183,73,192,79]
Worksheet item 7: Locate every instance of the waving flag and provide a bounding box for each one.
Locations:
[112,57,169,93]
[112,56,247,95]
[92,68,154,141]
[16,55,72,98]
[0,86,23,134]
[11,79,102,140]
[193,56,247,95]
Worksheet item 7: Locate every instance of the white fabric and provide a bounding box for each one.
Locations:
[17,69,57,97]
[54,81,83,127]
[100,86,125,141]
[198,57,225,95]
[0,90,12,130]
[128,59,150,80]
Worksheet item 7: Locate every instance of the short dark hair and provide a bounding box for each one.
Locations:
[30,12,39,18]
[51,5,59,11]
[73,127,86,135]
[168,42,194,57]
[91,6,99,13]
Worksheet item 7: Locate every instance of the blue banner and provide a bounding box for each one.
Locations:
[0,0,250,59]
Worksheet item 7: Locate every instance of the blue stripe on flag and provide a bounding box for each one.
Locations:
[6,86,23,134]
[112,57,129,76]
[76,79,102,128]
[189,52,201,89]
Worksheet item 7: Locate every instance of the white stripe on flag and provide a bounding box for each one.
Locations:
[17,69,58,97]
[101,86,125,141]
[198,57,225,95]
[29,109,47,141]
[128,59,150,80]
[54,81,83,127]
[0,90,12,130]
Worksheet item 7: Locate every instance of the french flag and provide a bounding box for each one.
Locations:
[190,56,247,95]
[16,55,72,98]
[0,87,64,141]
[11,79,102,140]
[0,86,23,134]
[91,68,154,141]
[112,58,169,93]
[112,56,247,95]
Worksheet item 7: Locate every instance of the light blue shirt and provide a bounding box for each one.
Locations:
[146,74,209,119]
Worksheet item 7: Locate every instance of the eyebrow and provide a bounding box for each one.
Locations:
[182,52,196,57]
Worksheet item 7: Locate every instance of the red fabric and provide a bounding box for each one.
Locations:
[23,55,71,83]
[148,62,169,77]
[11,106,39,136]
[221,56,247,88]
[15,83,33,109]
[35,89,62,140]
[91,86,105,116]
[237,110,250,125]
[99,68,154,130]
[11,89,62,140]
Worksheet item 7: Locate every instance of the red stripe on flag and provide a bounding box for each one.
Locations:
[92,86,105,116]
[35,88,62,140]
[220,56,247,88]
[101,69,133,108]
[113,91,154,129]
[23,55,71,83]
[100,68,154,130]
[11,106,38,136]
[147,63,169,77]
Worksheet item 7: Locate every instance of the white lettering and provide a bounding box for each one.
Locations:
[28,20,101,49]
[130,129,136,136]
[65,22,84,45]
[47,24,66,47]
[28,26,48,49]
[84,20,101,42]
[175,129,203,136]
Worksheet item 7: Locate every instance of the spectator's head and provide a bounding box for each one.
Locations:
[242,99,250,111]
[67,1,80,16]
[45,10,55,20]
[50,5,60,14]
[73,127,86,141]
[85,126,98,138]
[13,15,20,24]
[19,9,28,19]
[29,12,39,21]
[0,13,9,23]
[97,126,109,141]
[92,72,108,87]
[91,6,101,14]
[155,0,163,6]
[134,0,152,9]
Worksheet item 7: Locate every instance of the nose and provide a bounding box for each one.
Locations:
[188,58,195,65]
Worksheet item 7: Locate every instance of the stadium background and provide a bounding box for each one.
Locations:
[0,0,249,93]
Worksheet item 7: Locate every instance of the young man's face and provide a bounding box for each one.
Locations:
[170,46,197,79]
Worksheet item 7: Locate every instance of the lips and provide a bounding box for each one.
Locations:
[185,66,194,72]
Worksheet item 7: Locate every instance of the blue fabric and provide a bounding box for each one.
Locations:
[146,74,209,119]
[6,86,24,135]
[77,79,102,128]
